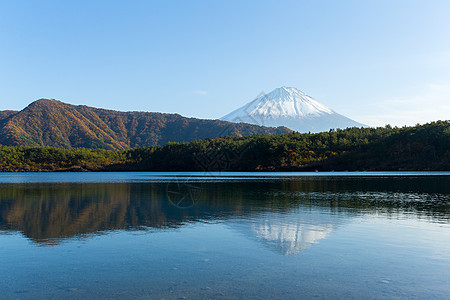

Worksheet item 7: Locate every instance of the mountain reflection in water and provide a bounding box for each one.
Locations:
[251,215,334,255]
[0,175,448,253]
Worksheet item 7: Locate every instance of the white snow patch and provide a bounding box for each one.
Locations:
[221,86,365,132]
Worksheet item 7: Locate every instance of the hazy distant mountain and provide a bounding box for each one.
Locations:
[0,99,290,150]
[221,87,366,133]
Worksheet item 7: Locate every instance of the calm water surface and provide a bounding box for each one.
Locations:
[0,172,449,299]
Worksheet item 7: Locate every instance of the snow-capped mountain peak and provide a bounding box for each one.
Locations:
[247,86,334,118]
[221,86,366,133]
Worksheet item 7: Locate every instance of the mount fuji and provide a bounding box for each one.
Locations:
[221,87,366,133]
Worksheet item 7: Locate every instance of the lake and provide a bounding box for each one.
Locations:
[0,172,449,299]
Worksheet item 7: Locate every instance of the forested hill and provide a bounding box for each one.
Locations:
[0,121,448,172]
[0,110,17,121]
[0,99,291,149]
[126,121,450,171]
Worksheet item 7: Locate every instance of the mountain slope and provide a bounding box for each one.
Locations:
[0,110,17,121]
[0,99,291,150]
[221,87,366,133]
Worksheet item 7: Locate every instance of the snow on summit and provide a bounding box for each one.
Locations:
[221,87,366,133]
[246,87,333,117]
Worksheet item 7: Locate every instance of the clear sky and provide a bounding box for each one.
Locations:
[1,0,449,127]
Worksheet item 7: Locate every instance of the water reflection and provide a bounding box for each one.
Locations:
[254,222,333,255]
[0,175,449,249]
[238,212,335,255]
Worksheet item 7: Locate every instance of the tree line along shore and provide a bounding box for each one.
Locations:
[0,121,449,172]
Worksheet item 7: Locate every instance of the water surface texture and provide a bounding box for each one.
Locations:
[0,172,449,299]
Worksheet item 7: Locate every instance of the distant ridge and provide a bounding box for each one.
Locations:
[221,87,366,132]
[0,99,291,150]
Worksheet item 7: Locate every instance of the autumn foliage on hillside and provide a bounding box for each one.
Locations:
[0,99,290,150]
[0,110,17,121]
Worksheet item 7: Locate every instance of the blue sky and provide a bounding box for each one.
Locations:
[1,0,449,127]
